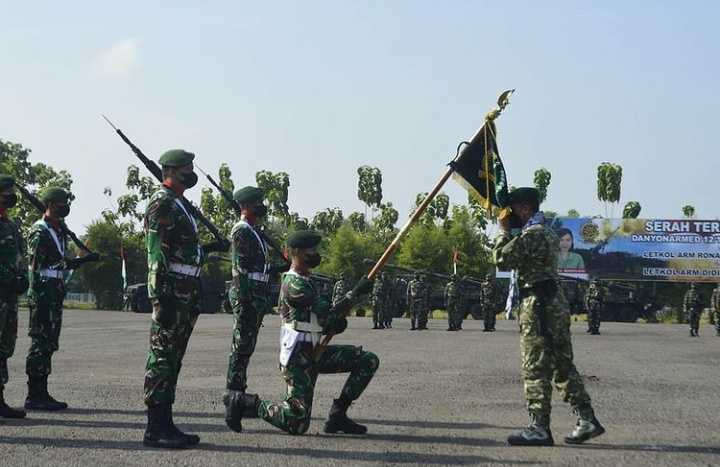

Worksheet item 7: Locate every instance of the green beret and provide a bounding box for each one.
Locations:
[158,149,195,168]
[506,187,540,207]
[233,186,265,205]
[0,174,15,190]
[287,230,322,249]
[40,186,70,204]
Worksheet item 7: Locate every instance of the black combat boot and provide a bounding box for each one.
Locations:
[324,397,367,434]
[24,376,68,411]
[143,403,188,449]
[410,319,417,331]
[508,413,554,446]
[167,404,200,446]
[564,405,605,444]
[223,390,259,433]
[0,387,26,419]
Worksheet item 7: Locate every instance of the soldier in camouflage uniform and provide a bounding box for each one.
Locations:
[226,230,377,435]
[584,280,604,335]
[371,272,390,329]
[494,187,604,446]
[332,271,351,308]
[142,150,228,449]
[408,273,430,330]
[683,283,702,337]
[444,274,463,331]
[480,274,497,332]
[0,175,29,418]
[224,186,288,432]
[25,187,100,412]
[711,283,720,337]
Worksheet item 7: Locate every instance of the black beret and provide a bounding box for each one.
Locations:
[233,186,265,205]
[158,149,195,167]
[287,230,322,249]
[40,186,70,204]
[506,187,540,207]
[0,174,15,190]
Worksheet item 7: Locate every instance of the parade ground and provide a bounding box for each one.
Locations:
[1,310,718,466]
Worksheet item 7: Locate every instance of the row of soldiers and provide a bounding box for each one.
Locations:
[333,272,500,332]
[682,283,720,337]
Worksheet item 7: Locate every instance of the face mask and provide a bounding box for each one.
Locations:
[509,213,524,229]
[253,204,268,218]
[305,252,322,268]
[1,193,18,209]
[55,204,70,218]
[178,171,198,189]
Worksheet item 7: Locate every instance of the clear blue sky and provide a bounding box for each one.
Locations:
[2,1,718,233]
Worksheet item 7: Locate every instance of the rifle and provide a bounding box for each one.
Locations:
[101,115,225,243]
[16,184,97,255]
[196,165,290,265]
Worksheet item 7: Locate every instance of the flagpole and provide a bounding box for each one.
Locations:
[313,89,514,361]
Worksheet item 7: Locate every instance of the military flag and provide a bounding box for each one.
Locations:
[449,90,513,212]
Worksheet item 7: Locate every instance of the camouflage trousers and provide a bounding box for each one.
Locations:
[688,309,701,333]
[258,342,379,435]
[26,279,65,378]
[372,302,384,327]
[144,273,201,407]
[446,300,463,328]
[714,309,720,334]
[587,304,602,332]
[226,281,271,391]
[0,293,19,387]
[410,303,428,328]
[518,288,592,420]
[482,305,496,330]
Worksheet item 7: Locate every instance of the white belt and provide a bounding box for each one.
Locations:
[168,262,201,277]
[283,321,322,345]
[247,272,269,283]
[38,269,63,279]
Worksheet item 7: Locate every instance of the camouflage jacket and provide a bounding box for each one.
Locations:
[444,281,463,305]
[480,281,495,305]
[144,186,203,298]
[711,287,720,312]
[0,215,26,290]
[278,270,352,330]
[28,218,69,293]
[231,220,268,276]
[331,279,350,307]
[585,285,604,308]
[407,279,429,306]
[371,278,389,305]
[493,224,559,289]
[683,289,702,313]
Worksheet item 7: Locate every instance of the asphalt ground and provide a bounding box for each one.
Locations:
[1,310,719,466]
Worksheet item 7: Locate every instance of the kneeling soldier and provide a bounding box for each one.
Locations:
[226,230,377,435]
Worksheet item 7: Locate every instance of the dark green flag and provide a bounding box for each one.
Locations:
[449,119,509,210]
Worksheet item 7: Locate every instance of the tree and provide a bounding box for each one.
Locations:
[397,223,452,273]
[318,224,384,280]
[682,205,696,219]
[533,167,552,203]
[256,170,290,222]
[446,205,492,277]
[467,194,489,229]
[375,202,398,233]
[0,139,74,234]
[567,209,581,218]
[347,212,367,232]
[413,192,450,226]
[311,207,344,236]
[357,166,382,217]
[597,162,622,217]
[623,201,642,219]
[200,163,236,237]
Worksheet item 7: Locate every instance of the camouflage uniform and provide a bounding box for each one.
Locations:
[683,285,702,337]
[480,278,497,332]
[0,215,25,393]
[408,275,430,330]
[25,219,69,383]
[143,186,204,407]
[711,285,720,337]
[371,275,390,329]
[584,282,604,335]
[257,271,379,435]
[331,276,350,308]
[226,219,272,393]
[494,221,595,429]
[444,277,463,331]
